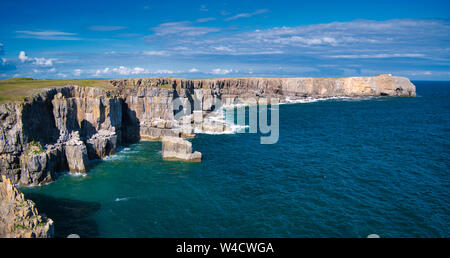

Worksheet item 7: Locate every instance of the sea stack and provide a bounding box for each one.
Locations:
[161,137,202,162]
[64,131,89,173]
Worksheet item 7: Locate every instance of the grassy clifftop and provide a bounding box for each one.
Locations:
[0,78,111,102]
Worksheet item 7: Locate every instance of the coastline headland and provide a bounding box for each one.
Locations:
[0,74,416,186]
[0,74,416,237]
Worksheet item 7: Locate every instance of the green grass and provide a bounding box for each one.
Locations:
[13,224,29,231]
[159,84,173,89]
[0,77,181,103]
[27,140,45,155]
[37,222,47,227]
[0,78,112,103]
[0,75,384,103]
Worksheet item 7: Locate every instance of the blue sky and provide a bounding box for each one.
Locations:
[0,0,449,80]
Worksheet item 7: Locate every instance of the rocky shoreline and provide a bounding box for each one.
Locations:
[0,74,417,185]
[0,74,416,237]
[0,175,53,237]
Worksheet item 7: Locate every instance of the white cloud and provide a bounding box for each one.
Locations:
[189,68,199,73]
[148,21,220,38]
[196,17,216,23]
[328,53,426,59]
[16,30,80,40]
[16,30,76,36]
[7,19,450,80]
[211,68,233,75]
[155,69,174,74]
[111,66,147,75]
[152,19,449,62]
[18,51,55,66]
[73,69,82,76]
[225,9,268,21]
[94,66,150,76]
[268,36,338,46]
[143,50,170,56]
[18,51,28,62]
[131,67,146,74]
[33,57,53,66]
[95,67,110,76]
[212,46,233,52]
[88,26,127,31]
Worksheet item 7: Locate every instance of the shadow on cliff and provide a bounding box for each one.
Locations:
[121,101,140,143]
[23,192,101,238]
[22,95,60,145]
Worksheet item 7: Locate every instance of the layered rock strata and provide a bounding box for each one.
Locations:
[0,175,54,238]
[161,137,202,162]
[64,132,89,173]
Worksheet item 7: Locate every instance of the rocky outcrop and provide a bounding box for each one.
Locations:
[19,147,52,186]
[161,137,202,162]
[0,86,123,185]
[64,132,89,174]
[0,175,53,238]
[86,130,118,159]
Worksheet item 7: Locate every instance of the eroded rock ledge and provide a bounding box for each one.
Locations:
[162,137,202,162]
[0,175,54,238]
[0,75,416,187]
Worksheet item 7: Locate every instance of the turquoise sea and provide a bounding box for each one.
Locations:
[21,81,449,238]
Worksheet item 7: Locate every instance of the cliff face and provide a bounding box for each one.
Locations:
[110,74,416,99]
[0,75,416,186]
[0,86,123,185]
[0,175,54,238]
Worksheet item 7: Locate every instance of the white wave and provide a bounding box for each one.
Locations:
[283,96,375,104]
[115,146,130,152]
[194,107,249,135]
[102,154,127,161]
[222,103,251,109]
[68,172,87,177]
[115,197,129,202]
[101,146,140,161]
[21,180,55,188]
[194,124,248,135]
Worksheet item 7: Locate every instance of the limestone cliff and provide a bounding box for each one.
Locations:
[0,86,122,185]
[162,136,202,162]
[0,75,416,187]
[0,175,54,238]
[110,74,416,100]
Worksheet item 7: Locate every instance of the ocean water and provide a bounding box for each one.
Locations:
[21,81,449,238]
